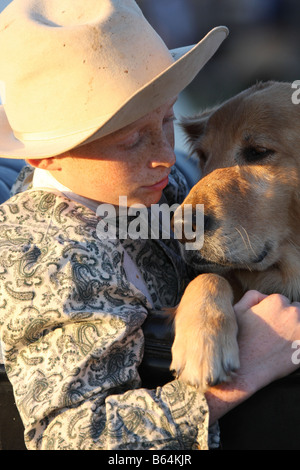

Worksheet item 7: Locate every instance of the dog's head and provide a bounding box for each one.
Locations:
[176,81,300,272]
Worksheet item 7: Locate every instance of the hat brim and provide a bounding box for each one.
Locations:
[0,26,228,159]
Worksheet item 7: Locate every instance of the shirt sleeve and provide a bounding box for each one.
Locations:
[0,190,212,450]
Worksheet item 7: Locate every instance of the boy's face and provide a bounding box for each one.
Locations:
[29,98,177,207]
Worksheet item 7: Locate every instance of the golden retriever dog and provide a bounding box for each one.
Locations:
[170,81,300,391]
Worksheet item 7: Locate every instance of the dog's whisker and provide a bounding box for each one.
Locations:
[235,226,258,258]
[234,226,249,251]
[287,238,298,250]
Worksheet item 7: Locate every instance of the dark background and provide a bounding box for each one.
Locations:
[137,0,300,105]
[136,0,300,152]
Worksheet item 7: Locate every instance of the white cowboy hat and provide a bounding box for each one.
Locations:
[0,0,228,159]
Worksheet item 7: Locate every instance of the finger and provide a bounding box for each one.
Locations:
[234,290,268,316]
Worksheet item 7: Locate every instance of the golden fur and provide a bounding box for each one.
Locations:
[171,81,300,390]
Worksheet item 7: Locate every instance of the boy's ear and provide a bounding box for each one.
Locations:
[25,157,62,171]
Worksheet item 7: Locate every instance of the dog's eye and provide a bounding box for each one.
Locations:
[242,146,274,162]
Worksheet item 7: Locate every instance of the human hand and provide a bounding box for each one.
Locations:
[206,290,300,424]
[234,290,300,392]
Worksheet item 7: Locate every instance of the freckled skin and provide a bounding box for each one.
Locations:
[26,98,177,207]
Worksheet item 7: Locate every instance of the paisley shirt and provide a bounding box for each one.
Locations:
[0,166,217,450]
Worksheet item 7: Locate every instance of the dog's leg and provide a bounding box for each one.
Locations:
[171,273,239,391]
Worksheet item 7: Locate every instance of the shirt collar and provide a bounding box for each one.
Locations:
[32,168,100,213]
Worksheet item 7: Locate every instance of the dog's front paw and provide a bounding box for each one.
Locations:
[171,318,240,391]
[170,274,240,392]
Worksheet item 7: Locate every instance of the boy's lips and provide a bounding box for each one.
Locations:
[142,175,170,191]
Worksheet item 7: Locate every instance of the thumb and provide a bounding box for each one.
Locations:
[234,290,268,316]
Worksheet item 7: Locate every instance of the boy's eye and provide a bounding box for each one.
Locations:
[120,132,141,149]
[126,137,142,150]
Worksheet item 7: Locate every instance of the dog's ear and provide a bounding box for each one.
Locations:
[180,109,213,150]
[252,80,277,92]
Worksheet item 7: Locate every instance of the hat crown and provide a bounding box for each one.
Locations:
[32,0,117,27]
[0,0,174,138]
